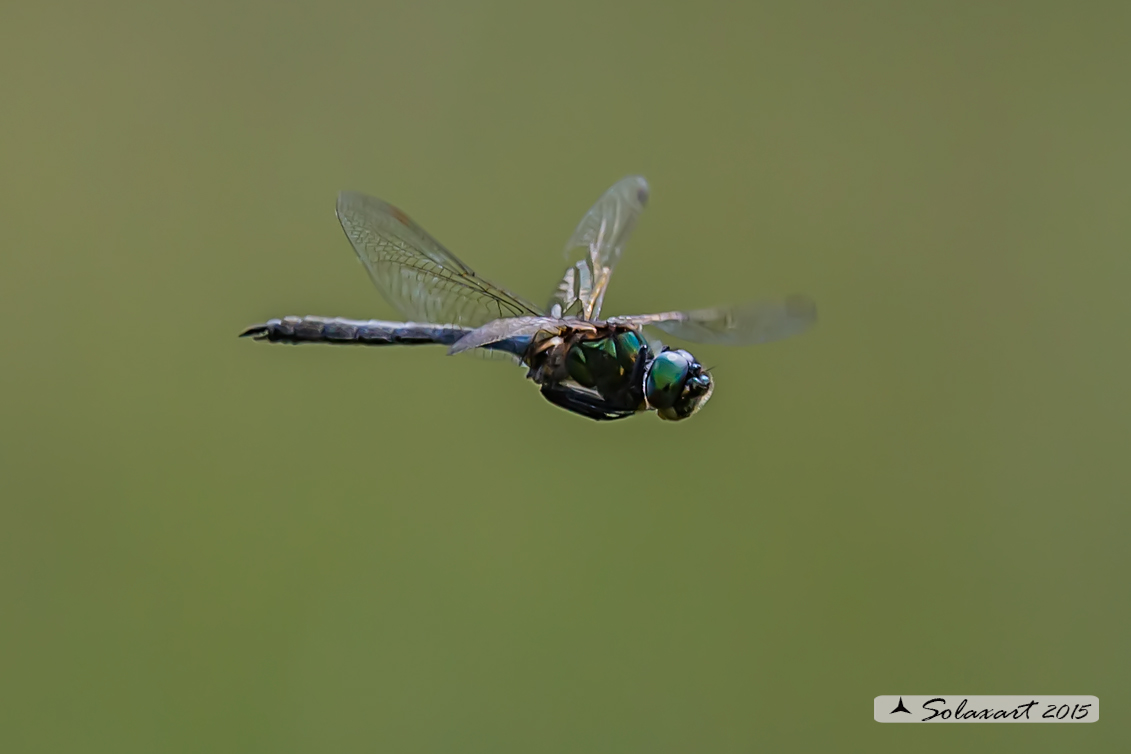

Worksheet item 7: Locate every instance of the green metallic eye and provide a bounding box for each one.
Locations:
[645,350,692,410]
[647,349,713,421]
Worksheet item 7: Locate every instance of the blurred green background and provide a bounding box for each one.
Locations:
[2,1,1128,751]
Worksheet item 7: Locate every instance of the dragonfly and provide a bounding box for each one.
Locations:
[241,176,816,421]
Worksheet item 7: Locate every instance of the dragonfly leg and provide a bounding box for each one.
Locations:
[538,383,638,421]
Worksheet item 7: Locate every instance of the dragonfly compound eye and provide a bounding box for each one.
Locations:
[645,350,694,410]
[647,350,714,421]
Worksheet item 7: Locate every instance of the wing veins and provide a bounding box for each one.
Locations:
[338,190,542,327]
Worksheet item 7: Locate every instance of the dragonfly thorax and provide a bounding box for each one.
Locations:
[564,330,648,394]
[519,324,712,421]
[520,324,651,418]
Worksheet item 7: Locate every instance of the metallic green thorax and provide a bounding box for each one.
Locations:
[565,330,646,395]
[521,324,653,421]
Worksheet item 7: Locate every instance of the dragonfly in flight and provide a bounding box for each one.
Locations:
[241,176,816,421]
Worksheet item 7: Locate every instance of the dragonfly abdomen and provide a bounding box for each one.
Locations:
[239,316,470,346]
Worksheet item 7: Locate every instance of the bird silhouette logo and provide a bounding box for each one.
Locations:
[891,697,912,714]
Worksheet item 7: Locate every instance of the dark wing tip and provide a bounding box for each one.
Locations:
[239,324,269,339]
[632,177,650,206]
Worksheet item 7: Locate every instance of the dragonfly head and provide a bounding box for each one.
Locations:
[645,348,714,421]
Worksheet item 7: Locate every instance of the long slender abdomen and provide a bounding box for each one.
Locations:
[239,316,470,346]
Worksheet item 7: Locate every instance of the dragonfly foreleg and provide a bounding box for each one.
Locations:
[538,383,639,421]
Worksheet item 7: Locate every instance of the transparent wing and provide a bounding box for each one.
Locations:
[608,294,817,346]
[548,176,649,321]
[447,316,575,355]
[337,191,543,327]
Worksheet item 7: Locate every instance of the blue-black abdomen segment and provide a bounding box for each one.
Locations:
[565,331,646,393]
[240,316,469,346]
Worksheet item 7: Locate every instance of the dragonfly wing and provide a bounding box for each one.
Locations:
[609,294,817,346]
[447,316,574,355]
[548,176,649,321]
[337,191,543,327]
